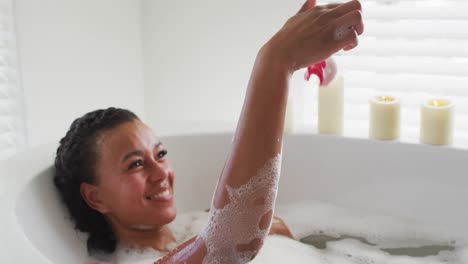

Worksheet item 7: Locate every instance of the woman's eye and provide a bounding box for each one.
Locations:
[128,159,143,170]
[157,150,168,159]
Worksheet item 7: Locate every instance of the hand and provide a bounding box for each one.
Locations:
[268,216,294,239]
[265,0,364,73]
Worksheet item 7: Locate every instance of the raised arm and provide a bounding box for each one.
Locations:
[157,1,363,263]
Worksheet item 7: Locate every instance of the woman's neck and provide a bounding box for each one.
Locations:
[114,223,176,252]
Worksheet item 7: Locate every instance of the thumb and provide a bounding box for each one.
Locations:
[297,0,317,14]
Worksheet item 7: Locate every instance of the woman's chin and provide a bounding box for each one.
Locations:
[140,197,177,224]
[154,204,177,223]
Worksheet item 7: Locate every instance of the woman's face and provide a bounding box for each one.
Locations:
[87,119,176,230]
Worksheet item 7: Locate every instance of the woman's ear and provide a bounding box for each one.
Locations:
[80,182,110,214]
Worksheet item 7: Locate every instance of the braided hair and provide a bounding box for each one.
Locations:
[53,107,139,255]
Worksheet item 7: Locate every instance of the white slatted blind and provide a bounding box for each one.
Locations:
[297,0,468,148]
[0,0,26,160]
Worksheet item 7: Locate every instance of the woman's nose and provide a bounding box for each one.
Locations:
[147,159,169,182]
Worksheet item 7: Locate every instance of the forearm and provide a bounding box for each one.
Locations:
[194,43,291,262]
[213,44,290,209]
[156,44,291,264]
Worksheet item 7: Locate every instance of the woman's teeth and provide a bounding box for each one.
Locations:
[155,189,170,198]
[146,189,171,200]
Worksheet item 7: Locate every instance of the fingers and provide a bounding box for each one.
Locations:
[297,0,316,14]
[317,0,361,23]
[335,9,364,36]
[330,0,362,18]
[330,4,363,52]
[343,30,359,51]
[277,0,364,70]
[335,28,359,52]
[318,3,342,11]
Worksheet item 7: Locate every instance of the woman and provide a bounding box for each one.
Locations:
[54,0,363,263]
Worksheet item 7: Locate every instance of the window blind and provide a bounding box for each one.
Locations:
[296,0,468,148]
[0,0,26,160]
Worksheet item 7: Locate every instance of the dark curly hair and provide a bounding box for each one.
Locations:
[53,107,139,255]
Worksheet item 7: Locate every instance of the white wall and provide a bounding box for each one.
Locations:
[15,0,145,147]
[141,0,304,135]
[15,0,307,146]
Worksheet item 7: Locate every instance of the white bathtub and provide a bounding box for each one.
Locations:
[1,133,467,263]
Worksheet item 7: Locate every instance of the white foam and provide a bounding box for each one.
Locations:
[89,199,467,263]
[87,211,208,264]
[275,200,460,248]
[89,246,165,264]
[250,199,466,264]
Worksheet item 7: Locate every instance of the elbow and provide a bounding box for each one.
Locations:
[233,237,267,263]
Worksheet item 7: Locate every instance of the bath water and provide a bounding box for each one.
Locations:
[89,200,465,263]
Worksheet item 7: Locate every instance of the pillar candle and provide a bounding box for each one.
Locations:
[369,96,400,140]
[318,73,344,135]
[420,99,454,145]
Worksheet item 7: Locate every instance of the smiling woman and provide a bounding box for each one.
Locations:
[53,107,295,262]
[53,0,364,262]
[79,118,177,248]
[53,108,167,255]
